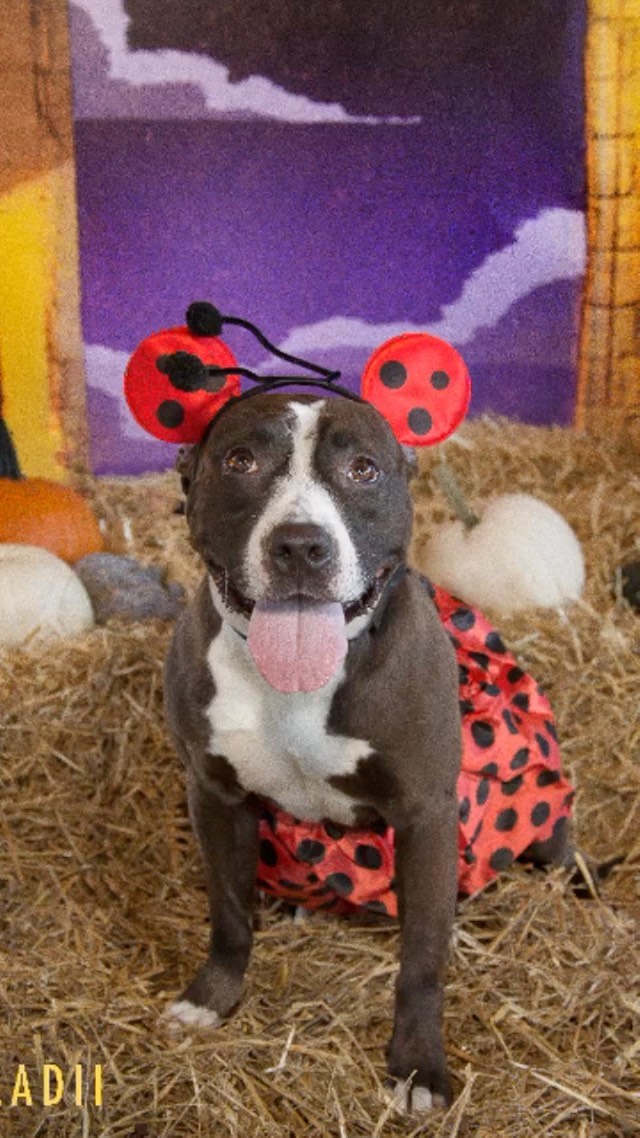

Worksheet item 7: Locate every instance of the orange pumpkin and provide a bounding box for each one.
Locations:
[0,477,105,563]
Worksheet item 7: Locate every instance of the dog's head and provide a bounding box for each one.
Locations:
[125,305,471,690]
[180,391,414,624]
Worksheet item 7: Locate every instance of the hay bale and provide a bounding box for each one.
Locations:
[1,419,638,1136]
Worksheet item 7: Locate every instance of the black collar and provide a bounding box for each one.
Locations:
[367,563,409,635]
[227,563,408,643]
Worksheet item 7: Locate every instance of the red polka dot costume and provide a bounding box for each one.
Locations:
[124,304,575,912]
[255,580,574,913]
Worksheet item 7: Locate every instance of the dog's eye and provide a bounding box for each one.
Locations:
[224,447,258,474]
[347,456,380,484]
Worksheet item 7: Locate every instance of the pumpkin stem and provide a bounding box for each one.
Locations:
[434,457,480,530]
[0,416,22,479]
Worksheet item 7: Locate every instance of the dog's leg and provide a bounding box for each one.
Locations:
[166,769,259,1030]
[386,798,458,1112]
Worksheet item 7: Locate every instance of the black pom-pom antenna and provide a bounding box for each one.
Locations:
[157,300,359,408]
[186,301,224,338]
[157,351,226,393]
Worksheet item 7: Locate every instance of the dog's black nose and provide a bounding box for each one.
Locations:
[269,524,333,573]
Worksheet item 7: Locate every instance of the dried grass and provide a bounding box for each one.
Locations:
[1,418,638,1138]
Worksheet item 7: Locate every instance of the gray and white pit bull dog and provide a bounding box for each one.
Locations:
[163,391,461,1111]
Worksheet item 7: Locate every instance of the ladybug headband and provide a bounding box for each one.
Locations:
[124,301,471,447]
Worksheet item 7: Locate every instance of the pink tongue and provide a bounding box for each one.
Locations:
[248,599,347,692]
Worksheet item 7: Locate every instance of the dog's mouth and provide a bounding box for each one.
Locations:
[207,560,400,693]
[207,563,255,620]
[206,561,396,625]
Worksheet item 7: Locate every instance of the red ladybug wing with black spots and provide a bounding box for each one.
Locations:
[124,325,241,444]
[361,333,471,446]
[254,582,575,915]
[438,584,574,896]
[124,306,472,449]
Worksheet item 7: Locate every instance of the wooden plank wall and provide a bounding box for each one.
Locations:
[577,0,640,450]
[0,0,88,480]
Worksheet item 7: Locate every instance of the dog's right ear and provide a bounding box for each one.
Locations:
[176,444,197,497]
[402,445,418,481]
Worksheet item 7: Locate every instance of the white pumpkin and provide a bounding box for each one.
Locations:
[0,544,94,647]
[419,493,585,615]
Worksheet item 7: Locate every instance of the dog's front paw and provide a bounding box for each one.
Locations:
[162,999,222,1035]
[386,1037,452,1112]
[162,959,245,1035]
[388,1076,450,1115]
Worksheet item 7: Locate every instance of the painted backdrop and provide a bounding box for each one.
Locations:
[69,0,587,474]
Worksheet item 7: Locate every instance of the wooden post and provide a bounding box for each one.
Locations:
[0,0,88,480]
[577,0,640,450]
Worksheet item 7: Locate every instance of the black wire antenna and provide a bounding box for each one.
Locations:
[157,301,364,407]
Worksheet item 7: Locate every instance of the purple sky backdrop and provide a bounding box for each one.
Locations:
[75,118,583,353]
[70,0,587,474]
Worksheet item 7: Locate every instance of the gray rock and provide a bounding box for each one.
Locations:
[74,554,185,623]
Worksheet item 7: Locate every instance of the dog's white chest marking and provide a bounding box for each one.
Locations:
[205,622,371,824]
